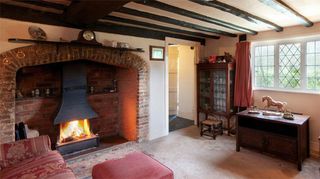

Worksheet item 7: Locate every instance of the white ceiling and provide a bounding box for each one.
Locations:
[107,0,320,37]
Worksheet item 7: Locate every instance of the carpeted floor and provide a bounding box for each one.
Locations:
[67,126,320,179]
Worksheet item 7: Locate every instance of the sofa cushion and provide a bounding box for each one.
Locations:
[0,151,75,179]
[0,135,51,169]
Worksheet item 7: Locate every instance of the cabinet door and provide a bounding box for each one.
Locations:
[239,127,264,150]
[229,69,235,113]
[266,134,297,161]
[211,69,226,112]
[199,70,211,111]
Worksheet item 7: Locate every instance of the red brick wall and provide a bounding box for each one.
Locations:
[15,98,60,146]
[87,62,116,93]
[15,62,127,145]
[88,93,119,137]
[16,64,61,97]
[116,68,138,141]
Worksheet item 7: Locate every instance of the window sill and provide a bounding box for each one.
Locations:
[253,87,320,95]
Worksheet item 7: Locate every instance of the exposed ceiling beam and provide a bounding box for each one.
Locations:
[0,3,205,45]
[101,16,220,39]
[135,0,257,35]
[64,0,131,26]
[189,0,283,32]
[258,0,313,27]
[0,0,63,14]
[96,21,206,45]
[12,0,68,11]
[116,7,237,37]
[0,3,72,26]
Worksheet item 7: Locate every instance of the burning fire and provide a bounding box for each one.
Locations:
[59,119,93,143]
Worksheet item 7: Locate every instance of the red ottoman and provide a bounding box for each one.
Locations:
[92,152,174,179]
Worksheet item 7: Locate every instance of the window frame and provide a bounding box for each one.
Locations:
[251,36,320,94]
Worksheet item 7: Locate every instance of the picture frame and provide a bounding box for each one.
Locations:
[149,46,165,61]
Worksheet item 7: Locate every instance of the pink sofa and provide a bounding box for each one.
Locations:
[0,135,75,179]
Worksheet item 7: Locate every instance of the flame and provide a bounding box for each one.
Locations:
[59,119,92,143]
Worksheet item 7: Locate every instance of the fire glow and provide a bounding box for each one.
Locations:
[59,119,93,144]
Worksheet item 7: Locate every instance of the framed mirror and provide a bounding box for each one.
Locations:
[149,46,165,61]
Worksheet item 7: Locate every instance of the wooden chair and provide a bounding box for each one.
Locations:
[200,115,223,140]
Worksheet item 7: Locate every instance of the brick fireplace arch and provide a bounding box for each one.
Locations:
[0,44,149,144]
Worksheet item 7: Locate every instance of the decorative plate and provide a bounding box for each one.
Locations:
[28,26,47,40]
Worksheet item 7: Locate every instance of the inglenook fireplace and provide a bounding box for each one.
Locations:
[0,44,149,152]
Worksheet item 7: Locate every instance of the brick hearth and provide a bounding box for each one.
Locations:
[0,44,149,144]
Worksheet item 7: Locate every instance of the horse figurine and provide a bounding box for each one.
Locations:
[262,96,287,112]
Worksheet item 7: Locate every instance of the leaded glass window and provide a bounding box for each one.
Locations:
[254,45,274,87]
[306,41,320,90]
[279,43,301,89]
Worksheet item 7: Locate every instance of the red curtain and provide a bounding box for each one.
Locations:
[234,41,253,107]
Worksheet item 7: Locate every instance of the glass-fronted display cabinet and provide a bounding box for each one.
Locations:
[197,62,235,134]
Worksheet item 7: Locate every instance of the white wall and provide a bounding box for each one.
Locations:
[0,18,167,141]
[204,22,320,157]
[177,45,196,120]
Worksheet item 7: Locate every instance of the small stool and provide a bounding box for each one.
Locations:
[200,119,223,139]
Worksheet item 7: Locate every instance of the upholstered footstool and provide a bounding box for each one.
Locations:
[92,152,174,179]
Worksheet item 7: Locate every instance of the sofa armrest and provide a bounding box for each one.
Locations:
[0,135,52,169]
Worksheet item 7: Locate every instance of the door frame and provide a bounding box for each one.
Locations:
[165,37,202,130]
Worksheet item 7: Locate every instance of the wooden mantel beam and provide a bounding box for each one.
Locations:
[258,0,313,27]
[116,7,237,37]
[190,0,283,32]
[64,0,131,26]
[135,0,257,35]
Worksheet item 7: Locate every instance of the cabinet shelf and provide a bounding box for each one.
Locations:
[197,62,235,134]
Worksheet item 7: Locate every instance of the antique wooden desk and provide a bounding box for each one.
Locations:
[236,110,310,171]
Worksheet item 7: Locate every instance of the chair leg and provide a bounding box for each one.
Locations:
[200,123,203,136]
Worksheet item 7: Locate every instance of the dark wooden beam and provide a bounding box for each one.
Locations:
[190,0,283,32]
[102,16,220,39]
[135,0,257,35]
[12,0,68,11]
[95,21,206,45]
[0,3,74,27]
[0,3,206,45]
[64,0,131,26]
[258,0,313,27]
[116,7,237,37]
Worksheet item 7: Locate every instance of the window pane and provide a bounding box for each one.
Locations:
[306,40,320,90]
[262,46,267,56]
[253,45,275,88]
[279,43,301,88]
[255,47,260,57]
[316,54,320,65]
[268,46,274,55]
[316,41,320,53]
[307,54,315,65]
[261,56,268,66]
[307,42,315,53]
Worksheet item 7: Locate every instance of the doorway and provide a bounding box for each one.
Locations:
[168,45,196,132]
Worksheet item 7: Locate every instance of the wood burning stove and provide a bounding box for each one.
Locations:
[55,62,99,154]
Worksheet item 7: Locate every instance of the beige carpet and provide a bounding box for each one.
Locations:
[67,126,320,179]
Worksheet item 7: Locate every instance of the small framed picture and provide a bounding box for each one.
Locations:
[150,46,165,61]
